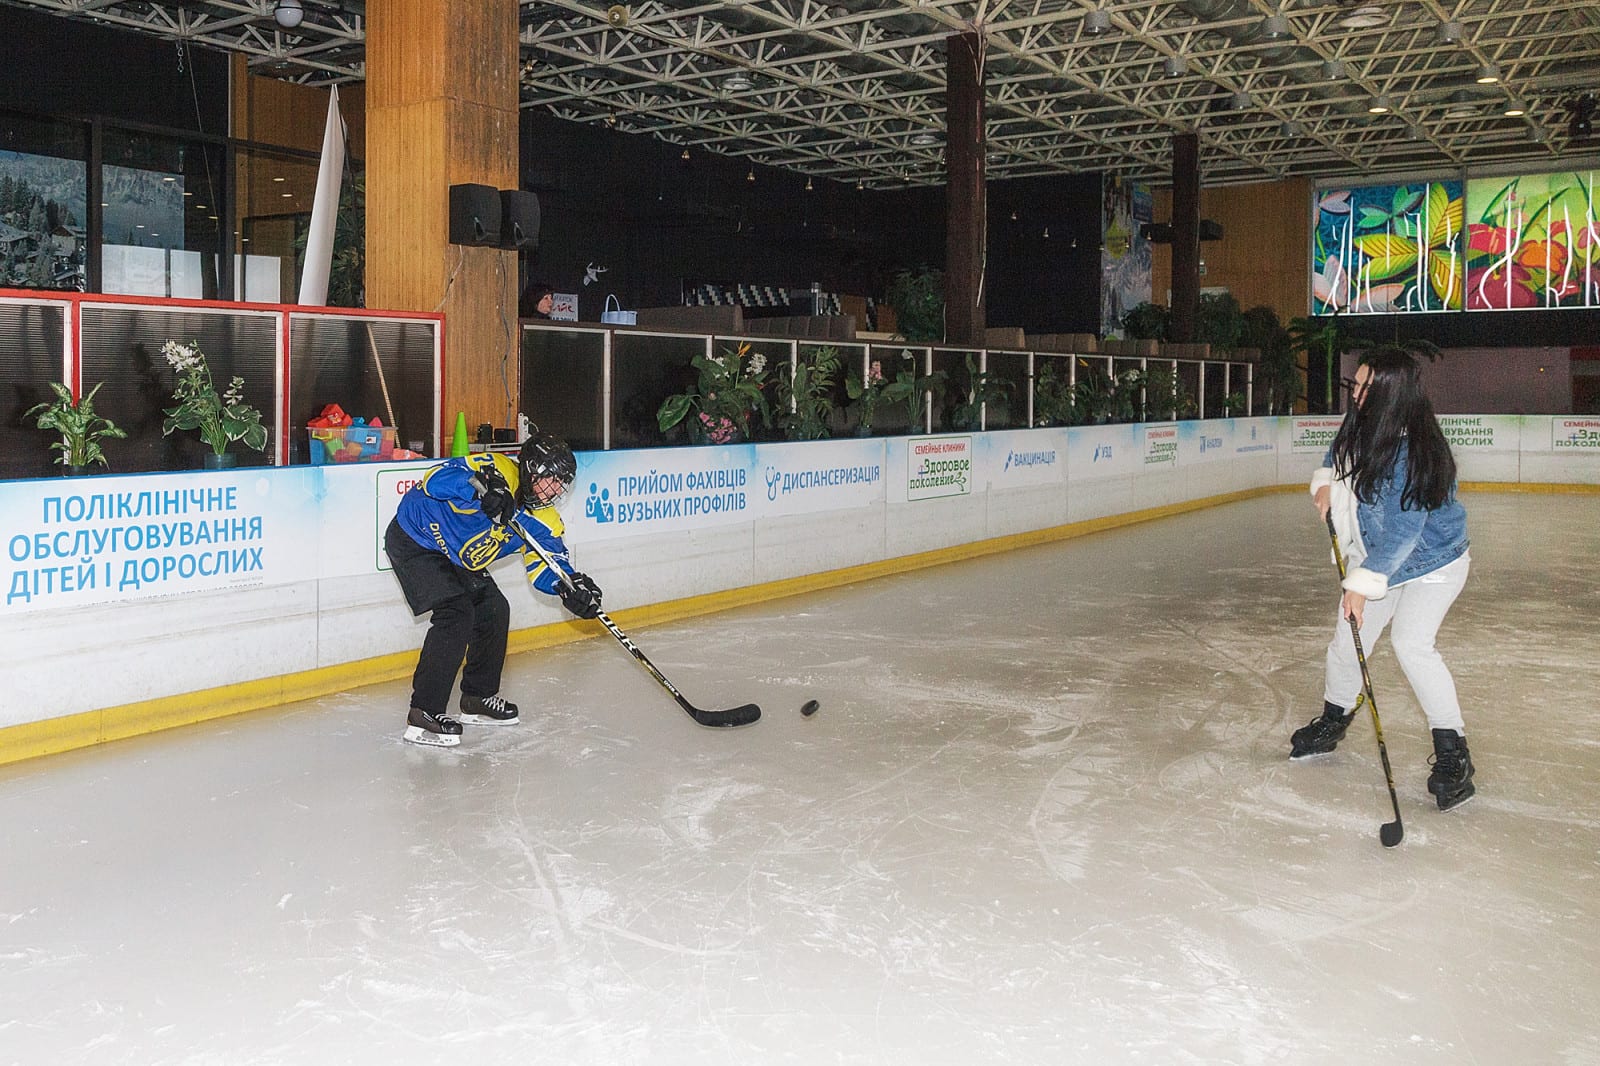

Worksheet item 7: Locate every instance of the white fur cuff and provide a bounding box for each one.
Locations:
[1342,566,1389,600]
[1310,466,1333,496]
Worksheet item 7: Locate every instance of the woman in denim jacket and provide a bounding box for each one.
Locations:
[1289,347,1475,810]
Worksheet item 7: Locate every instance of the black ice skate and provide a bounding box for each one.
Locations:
[459,693,519,725]
[404,705,464,747]
[1289,699,1358,760]
[1427,729,1476,811]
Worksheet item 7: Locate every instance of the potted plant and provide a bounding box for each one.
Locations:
[1242,305,1298,415]
[160,340,269,468]
[946,353,1013,430]
[1194,292,1245,353]
[1032,359,1083,426]
[1120,301,1171,342]
[656,341,773,444]
[885,266,945,343]
[845,357,890,435]
[777,345,842,441]
[1288,313,1353,414]
[24,380,126,475]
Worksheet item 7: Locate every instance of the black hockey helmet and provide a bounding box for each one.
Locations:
[517,432,576,507]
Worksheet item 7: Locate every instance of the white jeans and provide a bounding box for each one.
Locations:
[1324,553,1470,734]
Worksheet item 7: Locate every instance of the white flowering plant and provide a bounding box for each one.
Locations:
[159,340,269,458]
[656,341,773,444]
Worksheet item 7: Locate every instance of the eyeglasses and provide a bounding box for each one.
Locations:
[1341,376,1367,394]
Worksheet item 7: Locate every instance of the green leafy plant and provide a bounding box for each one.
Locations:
[1194,292,1245,353]
[1141,364,1197,421]
[776,345,842,440]
[947,353,1014,430]
[1288,313,1353,414]
[160,340,270,458]
[656,340,773,444]
[1120,301,1171,342]
[1242,305,1298,415]
[24,380,126,470]
[846,356,890,433]
[1033,359,1084,426]
[884,350,947,432]
[885,266,944,343]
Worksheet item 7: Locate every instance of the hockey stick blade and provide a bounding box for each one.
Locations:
[509,520,760,729]
[1380,819,1404,848]
[682,701,762,729]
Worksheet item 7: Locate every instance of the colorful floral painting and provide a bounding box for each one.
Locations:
[1464,170,1600,310]
[1311,181,1464,315]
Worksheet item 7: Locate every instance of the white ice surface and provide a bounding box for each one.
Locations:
[1,493,1598,1065]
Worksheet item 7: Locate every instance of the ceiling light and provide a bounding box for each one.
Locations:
[1336,5,1387,29]
[1083,9,1111,36]
[1503,98,1527,117]
[746,167,755,183]
[1405,123,1425,140]
[1443,91,1480,118]
[273,176,286,182]
[1436,20,1462,44]
[804,175,814,191]
[910,131,939,146]
[723,72,753,92]
[1279,120,1303,137]
[1229,91,1253,112]
[1569,95,1597,141]
[1321,59,1345,80]
[680,147,690,161]
[1368,95,1392,114]
[1163,55,1188,78]
[1475,64,1501,84]
[1258,14,1290,40]
[273,0,303,30]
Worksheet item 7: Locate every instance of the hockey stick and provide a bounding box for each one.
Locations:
[1325,511,1404,848]
[508,519,760,728]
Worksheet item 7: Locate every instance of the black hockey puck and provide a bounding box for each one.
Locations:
[800,700,820,717]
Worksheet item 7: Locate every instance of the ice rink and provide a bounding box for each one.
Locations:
[2,491,1597,1065]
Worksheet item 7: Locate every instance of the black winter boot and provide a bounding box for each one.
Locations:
[1427,729,1476,811]
[1290,701,1356,759]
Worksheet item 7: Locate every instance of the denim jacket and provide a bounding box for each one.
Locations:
[1310,438,1469,599]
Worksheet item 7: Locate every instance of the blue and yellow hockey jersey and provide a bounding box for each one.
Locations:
[394,452,576,594]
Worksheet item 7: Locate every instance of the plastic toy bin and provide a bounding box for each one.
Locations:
[308,425,397,464]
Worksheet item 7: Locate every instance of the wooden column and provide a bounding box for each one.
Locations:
[366,0,520,444]
[1169,132,1201,343]
[944,31,986,346]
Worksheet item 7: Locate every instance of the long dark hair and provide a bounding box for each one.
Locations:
[1329,346,1455,510]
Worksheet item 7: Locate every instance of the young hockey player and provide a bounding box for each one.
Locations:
[384,433,603,747]
[1290,347,1475,810]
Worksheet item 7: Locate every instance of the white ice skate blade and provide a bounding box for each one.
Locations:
[1288,749,1337,761]
[460,713,519,726]
[403,726,461,747]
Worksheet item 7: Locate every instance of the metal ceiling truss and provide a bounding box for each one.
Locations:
[6,0,1599,186]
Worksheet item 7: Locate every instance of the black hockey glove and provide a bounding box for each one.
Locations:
[558,571,603,620]
[476,467,516,526]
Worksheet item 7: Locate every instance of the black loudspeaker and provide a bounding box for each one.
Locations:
[1140,222,1173,243]
[498,189,540,250]
[1199,219,1226,241]
[448,183,501,246]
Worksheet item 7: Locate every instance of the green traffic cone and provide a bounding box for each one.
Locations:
[451,412,470,457]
